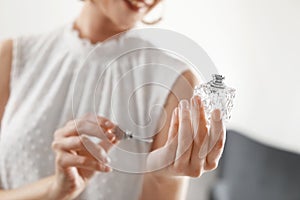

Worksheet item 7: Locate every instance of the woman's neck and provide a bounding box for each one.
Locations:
[74,2,127,44]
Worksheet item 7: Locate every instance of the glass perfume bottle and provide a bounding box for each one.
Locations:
[194,74,236,122]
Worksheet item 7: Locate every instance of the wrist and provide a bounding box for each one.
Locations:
[147,171,185,184]
[45,176,59,200]
[46,176,70,200]
[141,172,188,200]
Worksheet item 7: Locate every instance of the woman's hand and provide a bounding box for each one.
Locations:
[147,95,225,177]
[49,114,118,200]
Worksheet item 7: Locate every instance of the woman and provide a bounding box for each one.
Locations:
[0,0,225,199]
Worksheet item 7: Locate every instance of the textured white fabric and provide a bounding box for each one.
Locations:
[0,23,189,199]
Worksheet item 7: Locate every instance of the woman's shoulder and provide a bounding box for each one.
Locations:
[12,24,69,68]
[6,25,70,91]
[14,25,67,58]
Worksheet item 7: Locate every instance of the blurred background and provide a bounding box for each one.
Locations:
[1,0,299,199]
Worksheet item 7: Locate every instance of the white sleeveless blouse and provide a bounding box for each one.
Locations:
[0,23,189,200]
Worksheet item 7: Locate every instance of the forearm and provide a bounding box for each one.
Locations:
[140,173,189,200]
[0,175,55,200]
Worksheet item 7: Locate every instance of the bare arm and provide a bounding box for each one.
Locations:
[140,70,198,200]
[0,176,56,200]
[0,39,12,124]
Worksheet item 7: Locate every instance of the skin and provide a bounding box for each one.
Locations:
[0,0,225,199]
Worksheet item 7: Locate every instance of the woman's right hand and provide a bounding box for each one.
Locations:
[49,114,118,200]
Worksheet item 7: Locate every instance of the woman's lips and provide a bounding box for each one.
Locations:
[124,0,150,12]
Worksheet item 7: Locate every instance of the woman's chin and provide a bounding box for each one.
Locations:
[113,17,140,31]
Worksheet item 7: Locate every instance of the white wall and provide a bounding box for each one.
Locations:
[0,0,82,38]
[1,0,300,152]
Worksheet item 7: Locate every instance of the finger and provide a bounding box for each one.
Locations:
[192,96,208,144]
[165,107,179,146]
[190,96,200,140]
[80,115,117,141]
[57,119,115,141]
[98,139,116,152]
[206,109,224,155]
[80,135,112,163]
[190,96,206,170]
[174,100,193,170]
[109,126,127,141]
[192,96,209,159]
[52,136,84,151]
[81,113,115,130]
[56,152,112,172]
[52,135,111,163]
[204,125,226,171]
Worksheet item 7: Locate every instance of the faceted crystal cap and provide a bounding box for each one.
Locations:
[210,74,226,89]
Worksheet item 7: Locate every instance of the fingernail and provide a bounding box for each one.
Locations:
[106,157,111,163]
[112,135,119,144]
[103,157,109,164]
[105,166,113,172]
[106,132,113,140]
[180,100,189,110]
[109,127,116,134]
[174,107,178,116]
[105,121,113,127]
[110,135,116,141]
[98,164,112,172]
[195,96,202,106]
[102,165,112,172]
[172,108,176,117]
[192,96,198,106]
[212,109,221,121]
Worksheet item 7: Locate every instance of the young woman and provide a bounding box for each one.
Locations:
[0,0,225,199]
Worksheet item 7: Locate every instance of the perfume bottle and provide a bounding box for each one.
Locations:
[193,74,236,122]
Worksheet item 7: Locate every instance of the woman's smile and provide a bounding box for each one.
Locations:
[123,0,152,13]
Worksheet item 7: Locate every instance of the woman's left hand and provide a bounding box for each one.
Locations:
[147,95,225,177]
